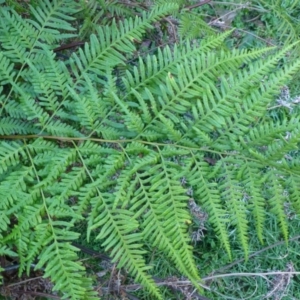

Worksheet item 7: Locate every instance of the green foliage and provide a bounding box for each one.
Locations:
[255,0,300,45]
[1,0,300,299]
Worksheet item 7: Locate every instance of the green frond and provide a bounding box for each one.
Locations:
[286,175,300,214]
[264,122,300,161]
[0,246,17,257]
[36,238,97,299]
[33,148,77,188]
[15,231,31,273]
[187,155,231,258]
[112,92,145,134]
[27,47,72,100]
[0,189,33,229]
[6,204,43,247]
[179,11,217,38]
[79,0,135,37]
[2,2,300,298]
[26,138,58,154]
[0,141,26,173]
[246,118,296,147]
[0,9,39,60]
[44,120,81,136]
[25,224,52,270]
[126,46,273,143]
[50,166,87,202]
[122,30,239,100]
[89,194,162,299]
[239,162,266,244]
[69,3,179,85]
[0,52,16,85]
[0,117,36,134]
[1,99,25,118]
[19,95,51,128]
[265,171,289,241]
[257,0,300,46]
[146,147,200,280]
[217,160,249,257]
[28,0,78,43]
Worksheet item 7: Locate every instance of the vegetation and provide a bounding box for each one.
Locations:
[1,1,300,299]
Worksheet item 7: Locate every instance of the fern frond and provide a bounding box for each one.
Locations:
[217,159,249,257]
[0,141,25,173]
[14,230,31,273]
[286,175,300,214]
[28,0,78,43]
[0,117,36,135]
[89,194,162,299]
[136,47,271,141]
[2,2,300,298]
[136,168,201,287]
[76,143,163,297]
[69,3,178,85]
[20,95,51,128]
[36,236,97,299]
[179,11,217,38]
[0,245,17,257]
[213,43,300,146]
[0,9,38,61]
[264,122,300,161]
[147,147,200,280]
[0,52,16,85]
[122,30,237,100]
[49,166,87,202]
[238,162,266,244]
[27,46,72,100]
[116,46,273,144]
[29,145,95,299]
[265,171,289,241]
[246,118,296,147]
[257,0,300,46]
[79,0,135,37]
[186,153,231,257]
[0,187,28,240]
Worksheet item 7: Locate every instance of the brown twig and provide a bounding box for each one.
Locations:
[23,291,61,299]
[210,234,300,275]
[6,276,43,288]
[114,271,300,294]
[106,235,300,297]
[162,17,178,44]
[53,41,85,53]
[183,0,212,10]
[72,242,111,261]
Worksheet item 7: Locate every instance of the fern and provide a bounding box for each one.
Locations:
[1,1,300,299]
[179,10,217,38]
[255,0,300,46]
